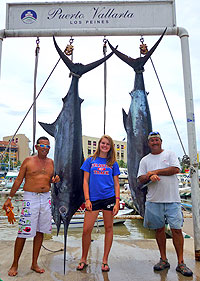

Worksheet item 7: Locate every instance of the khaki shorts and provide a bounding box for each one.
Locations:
[18,191,52,238]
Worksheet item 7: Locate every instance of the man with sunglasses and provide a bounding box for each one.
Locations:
[137,132,193,277]
[3,136,60,277]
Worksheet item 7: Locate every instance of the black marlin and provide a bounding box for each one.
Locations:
[39,37,114,273]
[108,29,166,217]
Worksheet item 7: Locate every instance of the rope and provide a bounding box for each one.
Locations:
[0,58,61,161]
[103,37,107,135]
[32,37,40,155]
[150,57,187,155]
[140,35,187,156]
[42,244,63,253]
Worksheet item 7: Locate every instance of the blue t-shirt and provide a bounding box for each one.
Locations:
[81,157,120,201]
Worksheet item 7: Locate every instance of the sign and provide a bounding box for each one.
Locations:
[6,1,176,32]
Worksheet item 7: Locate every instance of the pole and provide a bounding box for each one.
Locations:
[179,28,200,260]
[0,30,4,79]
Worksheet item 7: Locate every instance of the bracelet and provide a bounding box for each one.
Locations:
[8,196,12,200]
[85,198,90,201]
[116,197,120,200]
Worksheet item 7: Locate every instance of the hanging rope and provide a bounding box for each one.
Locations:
[139,36,187,157]
[0,48,62,162]
[32,37,40,155]
[103,37,107,135]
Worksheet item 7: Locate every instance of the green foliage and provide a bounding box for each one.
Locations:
[117,160,127,168]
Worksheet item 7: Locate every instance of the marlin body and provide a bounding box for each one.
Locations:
[39,37,114,273]
[108,29,166,217]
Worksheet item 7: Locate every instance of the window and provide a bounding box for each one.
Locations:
[88,149,91,155]
[117,152,120,159]
[121,153,124,159]
[121,145,124,149]
[88,140,91,145]
[93,141,96,146]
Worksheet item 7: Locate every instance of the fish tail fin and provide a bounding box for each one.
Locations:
[108,28,167,71]
[38,121,56,137]
[122,108,128,132]
[53,36,115,77]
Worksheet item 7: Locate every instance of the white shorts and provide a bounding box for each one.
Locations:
[18,191,52,238]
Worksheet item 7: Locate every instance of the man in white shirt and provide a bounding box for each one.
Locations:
[137,131,193,277]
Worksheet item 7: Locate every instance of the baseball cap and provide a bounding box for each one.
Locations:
[148,131,161,140]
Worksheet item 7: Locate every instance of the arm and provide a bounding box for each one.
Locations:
[138,166,180,183]
[113,175,120,216]
[3,160,27,210]
[83,171,92,211]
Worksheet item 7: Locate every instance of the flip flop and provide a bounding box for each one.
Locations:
[76,262,88,271]
[102,263,110,272]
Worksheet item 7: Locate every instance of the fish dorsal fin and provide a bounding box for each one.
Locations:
[108,28,167,72]
[38,121,56,137]
[53,36,115,77]
[122,108,128,132]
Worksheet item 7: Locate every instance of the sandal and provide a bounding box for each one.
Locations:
[76,262,88,271]
[176,263,193,276]
[102,263,110,272]
[153,258,170,271]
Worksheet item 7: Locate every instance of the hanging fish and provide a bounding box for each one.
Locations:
[39,37,114,273]
[108,28,166,217]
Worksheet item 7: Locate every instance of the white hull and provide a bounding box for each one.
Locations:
[52,209,133,229]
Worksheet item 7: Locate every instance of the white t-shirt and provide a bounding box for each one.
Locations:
[137,150,181,203]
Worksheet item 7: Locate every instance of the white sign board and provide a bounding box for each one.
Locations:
[6,1,176,32]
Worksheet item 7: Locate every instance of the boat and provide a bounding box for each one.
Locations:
[52,202,133,229]
[181,200,192,212]
[179,185,191,197]
[0,170,24,191]
[119,168,129,185]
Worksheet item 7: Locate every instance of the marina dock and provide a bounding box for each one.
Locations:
[0,217,199,281]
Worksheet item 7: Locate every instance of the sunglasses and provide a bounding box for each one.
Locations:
[149,131,160,136]
[37,144,50,149]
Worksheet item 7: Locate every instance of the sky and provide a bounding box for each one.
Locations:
[0,0,200,160]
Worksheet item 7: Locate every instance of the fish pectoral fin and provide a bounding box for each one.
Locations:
[122,109,128,132]
[79,97,84,104]
[38,121,56,137]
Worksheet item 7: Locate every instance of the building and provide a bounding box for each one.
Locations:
[82,135,127,163]
[3,134,31,163]
[0,140,18,169]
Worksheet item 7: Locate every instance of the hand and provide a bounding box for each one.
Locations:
[150,174,160,182]
[146,171,155,179]
[113,203,119,216]
[52,175,60,183]
[85,200,92,211]
[2,198,12,211]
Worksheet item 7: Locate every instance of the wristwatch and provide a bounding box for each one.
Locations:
[8,196,12,200]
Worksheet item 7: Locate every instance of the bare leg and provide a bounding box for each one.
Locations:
[102,210,113,271]
[77,210,99,269]
[31,231,45,273]
[171,228,184,264]
[8,237,26,276]
[155,227,167,260]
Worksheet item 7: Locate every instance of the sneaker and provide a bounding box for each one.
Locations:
[176,263,193,276]
[153,258,170,271]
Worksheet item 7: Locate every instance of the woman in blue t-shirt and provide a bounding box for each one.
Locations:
[77,135,120,272]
